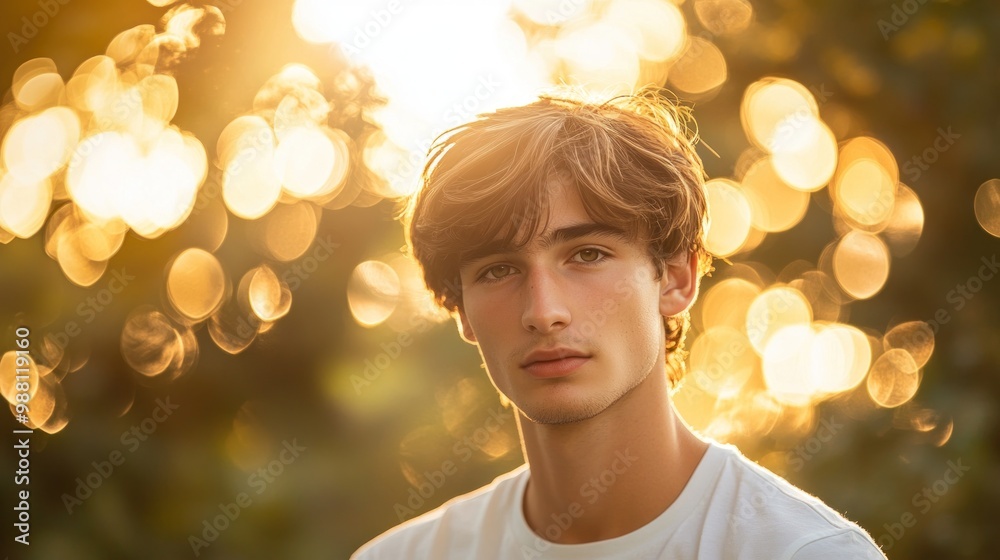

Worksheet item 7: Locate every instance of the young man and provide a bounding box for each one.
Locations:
[353,92,886,559]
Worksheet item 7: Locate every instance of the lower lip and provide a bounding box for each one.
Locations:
[523,357,589,378]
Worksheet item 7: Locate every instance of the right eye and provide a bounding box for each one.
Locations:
[479,264,517,283]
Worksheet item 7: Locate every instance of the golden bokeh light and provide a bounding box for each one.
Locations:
[105,24,156,66]
[121,307,184,377]
[694,0,754,36]
[77,220,127,262]
[769,115,837,192]
[0,174,51,239]
[834,158,896,227]
[974,178,1000,237]
[222,145,281,220]
[760,322,869,406]
[1,351,40,403]
[556,23,640,94]
[741,158,810,232]
[44,202,120,271]
[2,106,80,183]
[789,270,843,322]
[292,0,389,45]
[166,248,227,322]
[741,78,818,151]
[56,231,110,287]
[882,184,924,256]
[605,0,686,62]
[67,132,139,222]
[25,370,59,428]
[831,137,899,227]
[133,74,180,124]
[704,179,752,257]
[668,37,728,95]
[701,277,761,331]
[832,230,890,299]
[245,266,293,322]
[217,115,272,170]
[274,126,337,197]
[348,260,402,327]
[119,129,207,238]
[255,201,320,262]
[168,326,200,382]
[11,60,64,112]
[513,0,594,25]
[867,348,920,408]
[162,3,225,51]
[745,286,812,354]
[383,255,452,333]
[884,321,934,369]
[810,322,872,393]
[208,298,259,355]
[688,326,755,398]
[762,324,818,405]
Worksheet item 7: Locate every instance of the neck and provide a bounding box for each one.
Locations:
[515,369,708,544]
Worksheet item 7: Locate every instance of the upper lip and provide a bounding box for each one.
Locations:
[520,347,590,367]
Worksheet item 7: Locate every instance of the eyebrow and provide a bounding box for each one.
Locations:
[459,222,630,266]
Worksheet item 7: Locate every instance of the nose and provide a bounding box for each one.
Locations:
[521,267,571,333]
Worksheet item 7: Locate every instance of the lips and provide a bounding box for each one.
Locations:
[520,347,590,368]
[520,347,591,379]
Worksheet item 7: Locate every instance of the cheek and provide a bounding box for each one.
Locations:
[609,287,663,355]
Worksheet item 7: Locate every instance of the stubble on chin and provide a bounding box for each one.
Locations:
[510,369,652,426]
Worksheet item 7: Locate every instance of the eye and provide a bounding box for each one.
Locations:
[480,264,516,282]
[574,248,608,264]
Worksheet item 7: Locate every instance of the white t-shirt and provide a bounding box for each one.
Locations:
[352,442,886,559]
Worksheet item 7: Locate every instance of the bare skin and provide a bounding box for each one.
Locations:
[457,180,709,544]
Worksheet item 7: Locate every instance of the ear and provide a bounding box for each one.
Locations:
[454,308,478,344]
[659,251,700,318]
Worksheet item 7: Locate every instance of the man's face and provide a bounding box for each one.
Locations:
[457,180,694,424]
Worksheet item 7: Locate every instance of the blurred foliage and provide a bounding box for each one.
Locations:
[0,0,998,558]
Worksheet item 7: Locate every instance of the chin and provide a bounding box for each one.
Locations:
[512,392,616,425]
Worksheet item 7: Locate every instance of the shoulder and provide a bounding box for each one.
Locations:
[708,443,886,559]
[351,464,528,560]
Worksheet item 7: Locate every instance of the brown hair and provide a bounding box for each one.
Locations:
[400,89,711,386]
